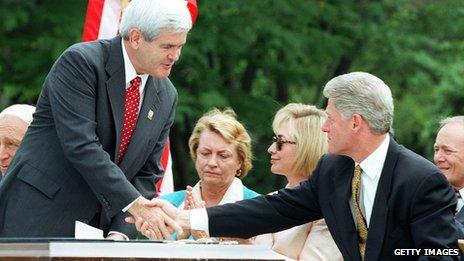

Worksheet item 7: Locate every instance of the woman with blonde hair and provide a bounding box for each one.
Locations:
[160,108,259,240]
[255,103,342,260]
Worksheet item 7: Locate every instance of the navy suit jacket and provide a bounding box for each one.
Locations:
[455,208,464,237]
[0,36,177,239]
[207,138,459,260]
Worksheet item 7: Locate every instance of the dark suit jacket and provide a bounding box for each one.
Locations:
[0,36,177,239]
[207,138,459,260]
[455,208,464,238]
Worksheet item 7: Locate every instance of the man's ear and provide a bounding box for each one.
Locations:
[128,28,142,49]
[352,114,363,131]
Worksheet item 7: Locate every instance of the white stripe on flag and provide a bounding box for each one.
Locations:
[98,0,121,39]
[159,153,174,195]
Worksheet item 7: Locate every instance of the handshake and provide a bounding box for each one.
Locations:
[125,187,207,240]
[126,197,188,240]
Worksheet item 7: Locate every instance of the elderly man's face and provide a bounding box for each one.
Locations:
[434,122,464,189]
[131,28,188,78]
[0,116,28,174]
[321,99,355,156]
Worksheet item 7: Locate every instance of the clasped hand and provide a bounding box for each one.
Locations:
[177,185,208,240]
[125,197,183,240]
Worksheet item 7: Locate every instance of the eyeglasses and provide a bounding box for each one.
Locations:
[272,135,296,151]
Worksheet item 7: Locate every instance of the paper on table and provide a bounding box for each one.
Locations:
[75,221,104,239]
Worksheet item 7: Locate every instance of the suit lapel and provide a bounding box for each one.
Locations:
[119,77,161,173]
[329,157,361,261]
[105,36,125,160]
[364,138,399,261]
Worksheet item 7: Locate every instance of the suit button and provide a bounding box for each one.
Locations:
[83,219,89,224]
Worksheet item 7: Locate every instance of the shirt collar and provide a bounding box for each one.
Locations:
[358,133,390,180]
[121,39,148,87]
[192,178,245,204]
[458,188,464,198]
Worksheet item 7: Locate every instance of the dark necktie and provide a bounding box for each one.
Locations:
[117,76,141,163]
[352,165,368,260]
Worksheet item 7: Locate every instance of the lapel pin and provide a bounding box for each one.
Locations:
[147,109,154,120]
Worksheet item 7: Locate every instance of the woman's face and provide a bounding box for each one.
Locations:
[268,122,297,177]
[195,130,242,187]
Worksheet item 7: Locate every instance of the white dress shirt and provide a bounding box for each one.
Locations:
[351,133,390,227]
[191,134,391,233]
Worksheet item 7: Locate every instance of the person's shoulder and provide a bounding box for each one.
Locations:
[317,154,352,170]
[68,38,110,50]
[387,141,447,188]
[62,37,114,63]
[394,142,439,175]
[243,186,261,199]
[320,154,351,163]
[159,190,186,207]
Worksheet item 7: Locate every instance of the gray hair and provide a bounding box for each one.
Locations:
[323,72,394,134]
[439,116,464,130]
[119,0,192,41]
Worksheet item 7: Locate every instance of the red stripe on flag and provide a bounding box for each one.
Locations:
[82,0,105,42]
[187,0,198,24]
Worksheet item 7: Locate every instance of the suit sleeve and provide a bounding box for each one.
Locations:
[45,47,140,218]
[109,92,178,238]
[410,171,460,260]
[207,161,325,238]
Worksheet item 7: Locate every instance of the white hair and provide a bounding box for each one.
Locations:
[0,104,36,125]
[439,116,464,130]
[119,0,192,41]
[323,72,394,134]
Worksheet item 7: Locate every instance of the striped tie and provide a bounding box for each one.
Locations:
[352,165,368,260]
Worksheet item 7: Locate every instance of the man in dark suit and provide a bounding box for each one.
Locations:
[132,72,459,260]
[0,0,191,240]
[434,116,464,237]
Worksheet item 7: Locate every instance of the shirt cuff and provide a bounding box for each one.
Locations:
[122,196,142,212]
[190,208,209,232]
[108,231,129,240]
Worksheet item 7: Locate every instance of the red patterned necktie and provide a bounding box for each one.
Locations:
[117,76,141,163]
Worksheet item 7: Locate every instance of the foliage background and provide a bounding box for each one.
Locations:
[1,0,463,193]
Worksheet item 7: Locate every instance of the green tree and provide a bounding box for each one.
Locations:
[1,0,463,193]
[0,0,86,105]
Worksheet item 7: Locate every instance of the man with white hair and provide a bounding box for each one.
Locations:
[0,0,191,239]
[132,72,459,260]
[434,116,464,235]
[0,104,35,176]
